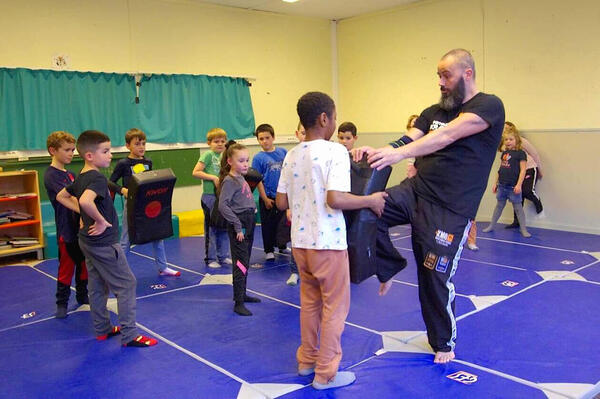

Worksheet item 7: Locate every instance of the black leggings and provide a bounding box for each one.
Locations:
[512,167,543,222]
[227,210,256,302]
[259,197,286,253]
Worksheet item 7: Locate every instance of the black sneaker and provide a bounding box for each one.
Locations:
[77,296,89,305]
[55,306,68,319]
[243,294,261,303]
[234,302,253,316]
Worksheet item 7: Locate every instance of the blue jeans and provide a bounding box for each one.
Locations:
[121,200,168,272]
[201,194,230,263]
[496,183,523,204]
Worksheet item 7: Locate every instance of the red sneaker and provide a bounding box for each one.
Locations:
[124,335,158,347]
[96,326,121,341]
[159,267,181,277]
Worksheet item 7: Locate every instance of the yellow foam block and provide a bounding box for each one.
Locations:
[174,210,205,237]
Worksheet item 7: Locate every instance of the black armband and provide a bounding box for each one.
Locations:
[107,181,124,195]
[389,135,413,148]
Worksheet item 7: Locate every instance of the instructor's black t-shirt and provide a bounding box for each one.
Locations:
[66,170,119,246]
[412,92,505,219]
[498,149,527,186]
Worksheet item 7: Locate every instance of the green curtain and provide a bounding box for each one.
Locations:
[137,74,255,142]
[0,68,137,150]
[0,68,255,151]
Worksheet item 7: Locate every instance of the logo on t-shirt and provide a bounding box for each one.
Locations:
[211,156,221,171]
[241,181,253,200]
[501,152,512,168]
[269,161,283,172]
[131,163,149,174]
[429,120,448,131]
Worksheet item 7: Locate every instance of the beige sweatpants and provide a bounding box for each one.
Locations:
[292,248,351,384]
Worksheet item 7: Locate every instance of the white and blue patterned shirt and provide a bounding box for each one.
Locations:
[277,140,350,250]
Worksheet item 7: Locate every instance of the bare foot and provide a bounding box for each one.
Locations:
[379,280,393,296]
[434,351,455,363]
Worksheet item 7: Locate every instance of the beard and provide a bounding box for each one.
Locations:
[439,77,465,111]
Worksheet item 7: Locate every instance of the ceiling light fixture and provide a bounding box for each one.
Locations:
[282,0,299,3]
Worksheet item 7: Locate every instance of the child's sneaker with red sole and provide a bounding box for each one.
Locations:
[96,326,121,341]
[124,335,158,347]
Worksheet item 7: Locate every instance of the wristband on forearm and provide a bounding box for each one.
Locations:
[107,180,124,195]
[389,135,413,148]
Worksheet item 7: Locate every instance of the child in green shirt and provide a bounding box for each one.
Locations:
[192,128,231,268]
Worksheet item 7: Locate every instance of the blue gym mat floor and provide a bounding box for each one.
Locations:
[1,223,599,398]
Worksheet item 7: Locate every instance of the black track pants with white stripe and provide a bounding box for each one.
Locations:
[377,178,470,353]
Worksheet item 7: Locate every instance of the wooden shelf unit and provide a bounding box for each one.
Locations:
[0,171,44,259]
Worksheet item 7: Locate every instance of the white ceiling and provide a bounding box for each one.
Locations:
[195,0,420,20]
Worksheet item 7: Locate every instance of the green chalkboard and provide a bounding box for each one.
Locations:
[0,141,299,202]
[141,148,203,187]
[0,148,203,202]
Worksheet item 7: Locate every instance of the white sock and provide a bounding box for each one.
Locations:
[313,371,356,390]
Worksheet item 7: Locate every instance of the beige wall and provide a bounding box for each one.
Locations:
[483,0,600,129]
[0,0,332,134]
[337,0,600,234]
[337,0,600,129]
[337,0,484,129]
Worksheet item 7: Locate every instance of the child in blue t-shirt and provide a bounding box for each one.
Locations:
[252,124,288,261]
[483,128,531,237]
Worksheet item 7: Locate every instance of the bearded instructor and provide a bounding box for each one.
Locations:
[352,48,505,363]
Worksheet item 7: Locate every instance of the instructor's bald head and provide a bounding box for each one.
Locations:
[441,48,476,80]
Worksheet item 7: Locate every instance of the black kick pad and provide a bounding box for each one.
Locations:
[127,168,177,245]
[210,168,263,230]
[344,155,392,284]
[244,167,263,192]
